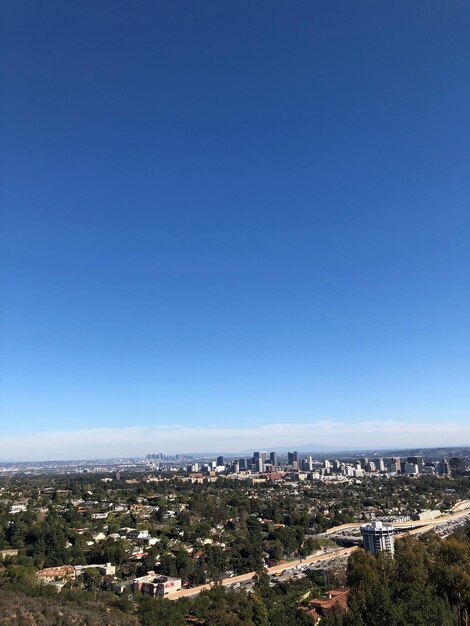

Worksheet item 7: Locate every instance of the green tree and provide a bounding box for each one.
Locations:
[138,595,187,626]
[82,567,102,593]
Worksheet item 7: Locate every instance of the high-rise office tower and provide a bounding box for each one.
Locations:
[390,457,401,473]
[407,456,424,473]
[253,451,267,472]
[438,458,450,476]
[217,456,224,467]
[404,463,419,475]
[269,451,277,467]
[449,458,465,475]
[288,451,298,465]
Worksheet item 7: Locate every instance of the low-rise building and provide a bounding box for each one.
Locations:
[300,588,350,624]
[141,536,161,547]
[10,503,28,514]
[74,562,116,577]
[114,579,134,594]
[128,529,149,540]
[133,571,181,596]
[91,512,109,520]
[412,509,441,521]
[36,565,76,583]
[92,531,107,542]
[0,549,19,559]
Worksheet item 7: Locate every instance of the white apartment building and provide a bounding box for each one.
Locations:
[361,520,395,556]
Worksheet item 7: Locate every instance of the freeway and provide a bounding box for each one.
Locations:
[451,499,470,512]
[168,501,470,600]
[324,505,470,535]
[168,547,359,599]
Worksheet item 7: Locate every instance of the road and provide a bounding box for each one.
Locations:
[450,499,470,512]
[168,501,470,600]
[324,506,470,535]
[168,546,359,599]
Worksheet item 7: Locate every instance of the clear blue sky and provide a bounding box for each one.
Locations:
[1,1,469,458]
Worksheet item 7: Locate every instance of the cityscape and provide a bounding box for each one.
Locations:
[1,447,470,623]
[144,449,465,480]
[2,1,470,624]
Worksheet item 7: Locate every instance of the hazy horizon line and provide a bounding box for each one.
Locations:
[1,420,469,462]
[2,443,470,466]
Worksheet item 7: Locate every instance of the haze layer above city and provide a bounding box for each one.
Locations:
[1,2,469,461]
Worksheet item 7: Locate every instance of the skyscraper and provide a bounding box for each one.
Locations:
[407,456,424,473]
[253,451,267,473]
[438,458,450,476]
[269,451,277,467]
[449,458,465,475]
[288,451,298,466]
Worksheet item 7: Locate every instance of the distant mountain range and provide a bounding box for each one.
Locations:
[240,442,341,454]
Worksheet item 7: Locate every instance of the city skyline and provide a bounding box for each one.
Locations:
[2,2,469,459]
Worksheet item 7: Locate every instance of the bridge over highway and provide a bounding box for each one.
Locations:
[324,505,470,535]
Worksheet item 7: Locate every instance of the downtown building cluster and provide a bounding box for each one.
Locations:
[159,452,468,483]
